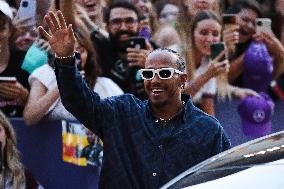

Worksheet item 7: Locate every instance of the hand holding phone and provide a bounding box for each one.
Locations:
[121,37,147,52]
[0,77,29,104]
[210,42,226,62]
[222,14,238,53]
[0,77,17,99]
[126,38,151,68]
[17,0,37,29]
[207,43,229,78]
[255,18,272,35]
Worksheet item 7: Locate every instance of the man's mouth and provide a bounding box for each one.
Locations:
[85,2,96,7]
[119,34,129,41]
[151,88,165,96]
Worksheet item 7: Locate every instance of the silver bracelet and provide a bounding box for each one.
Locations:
[55,53,75,59]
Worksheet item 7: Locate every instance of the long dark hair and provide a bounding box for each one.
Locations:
[74,23,101,89]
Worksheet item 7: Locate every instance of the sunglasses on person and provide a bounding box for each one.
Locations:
[109,17,138,28]
[139,68,184,80]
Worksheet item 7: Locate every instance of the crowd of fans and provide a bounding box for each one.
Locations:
[0,0,284,188]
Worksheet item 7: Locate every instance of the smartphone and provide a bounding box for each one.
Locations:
[255,18,272,34]
[17,0,37,29]
[210,42,226,61]
[121,37,146,51]
[222,14,237,25]
[0,77,17,83]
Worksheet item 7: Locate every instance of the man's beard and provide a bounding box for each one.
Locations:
[109,30,138,52]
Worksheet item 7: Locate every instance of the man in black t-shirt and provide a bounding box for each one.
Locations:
[91,1,157,99]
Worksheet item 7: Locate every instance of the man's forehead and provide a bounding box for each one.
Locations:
[109,7,138,19]
[145,52,178,68]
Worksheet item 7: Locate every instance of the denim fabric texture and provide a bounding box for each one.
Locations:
[54,58,231,189]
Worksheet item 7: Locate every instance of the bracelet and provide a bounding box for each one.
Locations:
[55,52,75,59]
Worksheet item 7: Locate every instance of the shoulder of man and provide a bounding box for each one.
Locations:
[185,99,222,130]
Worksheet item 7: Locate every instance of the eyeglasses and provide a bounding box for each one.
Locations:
[139,68,184,80]
[109,17,138,28]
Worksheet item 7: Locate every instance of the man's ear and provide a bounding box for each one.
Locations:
[180,73,188,86]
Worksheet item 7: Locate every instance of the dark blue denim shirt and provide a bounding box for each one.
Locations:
[54,58,231,189]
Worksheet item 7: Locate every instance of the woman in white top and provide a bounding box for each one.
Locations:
[23,25,123,125]
[183,11,257,115]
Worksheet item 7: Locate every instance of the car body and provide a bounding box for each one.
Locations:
[161,130,284,189]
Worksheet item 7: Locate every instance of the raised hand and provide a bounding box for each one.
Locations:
[0,81,29,106]
[207,51,229,78]
[223,24,239,55]
[253,31,284,57]
[38,11,76,58]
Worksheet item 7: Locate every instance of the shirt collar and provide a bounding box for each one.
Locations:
[145,94,194,123]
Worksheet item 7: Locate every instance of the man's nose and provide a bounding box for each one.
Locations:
[120,22,128,30]
[248,21,255,29]
[151,73,161,83]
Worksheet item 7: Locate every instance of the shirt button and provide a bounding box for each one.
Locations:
[153,172,157,177]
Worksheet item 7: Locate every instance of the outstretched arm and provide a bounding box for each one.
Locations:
[38,11,116,137]
[23,79,60,125]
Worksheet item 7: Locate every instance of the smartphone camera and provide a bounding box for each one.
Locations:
[256,20,263,26]
[22,1,29,7]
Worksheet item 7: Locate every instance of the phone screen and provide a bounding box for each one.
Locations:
[210,42,226,61]
[0,77,17,83]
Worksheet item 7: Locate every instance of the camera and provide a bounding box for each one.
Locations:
[256,20,263,26]
[22,1,28,7]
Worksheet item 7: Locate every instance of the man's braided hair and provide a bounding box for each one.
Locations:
[152,48,186,72]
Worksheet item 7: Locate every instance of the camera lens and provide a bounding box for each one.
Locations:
[257,21,262,26]
[22,1,28,7]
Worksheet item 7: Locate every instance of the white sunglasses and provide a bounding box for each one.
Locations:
[139,68,184,80]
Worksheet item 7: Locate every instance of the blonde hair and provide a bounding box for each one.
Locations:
[0,111,25,189]
[186,10,231,100]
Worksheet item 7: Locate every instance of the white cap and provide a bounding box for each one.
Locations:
[0,0,13,19]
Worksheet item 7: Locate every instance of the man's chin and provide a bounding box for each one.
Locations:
[150,99,167,108]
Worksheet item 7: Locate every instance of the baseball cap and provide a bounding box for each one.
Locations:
[0,0,13,19]
[238,93,274,137]
[242,41,273,93]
